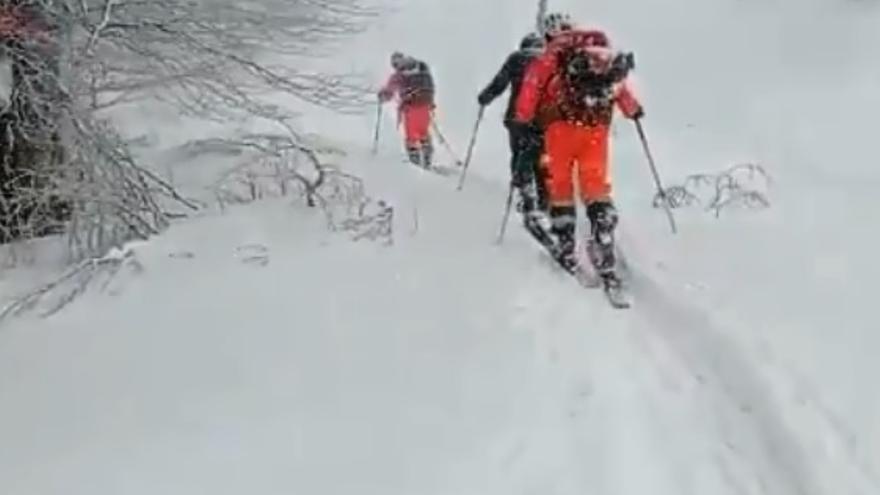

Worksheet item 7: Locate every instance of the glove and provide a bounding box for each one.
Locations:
[629,106,644,120]
[608,51,635,84]
[477,91,491,106]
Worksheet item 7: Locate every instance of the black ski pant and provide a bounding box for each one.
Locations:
[505,123,547,210]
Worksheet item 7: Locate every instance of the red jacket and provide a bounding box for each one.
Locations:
[514,29,642,129]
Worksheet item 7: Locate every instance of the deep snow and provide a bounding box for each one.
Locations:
[2,0,880,493]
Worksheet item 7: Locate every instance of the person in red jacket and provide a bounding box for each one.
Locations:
[378,52,436,167]
[513,15,643,283]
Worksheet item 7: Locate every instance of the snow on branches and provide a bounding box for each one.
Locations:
[0,0,377,247]
[196,116,395,246]
[0,0,381,318]
[70,0,378,116]
[0,240,142,321]
[653,163,772,217]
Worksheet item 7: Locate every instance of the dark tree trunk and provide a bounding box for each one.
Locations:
[0,0,67,243]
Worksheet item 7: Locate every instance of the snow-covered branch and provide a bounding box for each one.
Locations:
[0,240,142,321]
[185,116,393,246]
[653,163,772,217]
[71,0,378,117]
[1,0,380,263]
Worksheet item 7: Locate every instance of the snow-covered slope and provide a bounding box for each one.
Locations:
[2,140,873,494]
[3,0,880,493]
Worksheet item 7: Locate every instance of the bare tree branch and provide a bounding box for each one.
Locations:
[653,162,773,217]
[0,0,385,320]
[1,0,380,257]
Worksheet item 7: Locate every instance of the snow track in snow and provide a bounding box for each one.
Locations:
[395,162,822,494]
[381,146,880,494]
[631,272,818,495]
[623,231,879,495]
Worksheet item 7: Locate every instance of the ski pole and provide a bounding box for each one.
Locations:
[495,182,515,244]
[456,106,485,191]
[536,0,549,36]
[430,117,462,166]
[634,118,677,234]
[371,101,382,155]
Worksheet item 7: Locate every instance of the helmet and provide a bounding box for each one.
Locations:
[390,51,406,69]
[519,32,544,51]
[542,12,573,37]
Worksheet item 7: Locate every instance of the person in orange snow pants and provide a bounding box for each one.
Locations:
[379,52,436,167]
[512,27,643,274]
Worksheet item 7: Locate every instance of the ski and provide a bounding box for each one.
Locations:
[599,274,631,309]
[425,164,459,177]
[404,158,458,178]
[571,263,603,289]
[523,217,602,289]
[585,240,632,309]
[519,212,631,308]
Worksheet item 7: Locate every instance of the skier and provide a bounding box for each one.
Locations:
[512,14,643,288]
[378,52,436,167]
[477,32,547,224]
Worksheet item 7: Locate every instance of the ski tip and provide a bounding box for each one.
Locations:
[611,300,632,309]
[605,290,632,309]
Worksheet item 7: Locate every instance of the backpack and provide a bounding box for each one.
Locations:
[558,48,634,103]
[556,45,635,122]
[397,60,435,105]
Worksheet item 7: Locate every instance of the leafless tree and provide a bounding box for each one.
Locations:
[1,0,383,320]
[0,0,378,259]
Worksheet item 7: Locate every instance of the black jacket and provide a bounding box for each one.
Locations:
[478,47,542,125]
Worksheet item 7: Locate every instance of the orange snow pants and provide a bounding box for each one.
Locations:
[543,121,611,206]
[400,104,432,146]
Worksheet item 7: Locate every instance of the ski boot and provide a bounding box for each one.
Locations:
[406,139,433,169]
[586,201,618,276]
[420,137,434,168]
[510,169,529,213]
[520,182,554,249]
[586,201,629,306]
[549,205,578,273]
[406,145,422,166]
[515,179,537,214]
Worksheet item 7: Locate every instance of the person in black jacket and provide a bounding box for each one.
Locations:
[477,33,548,216]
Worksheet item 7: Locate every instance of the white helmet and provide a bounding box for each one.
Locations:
[542,12,573,37]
